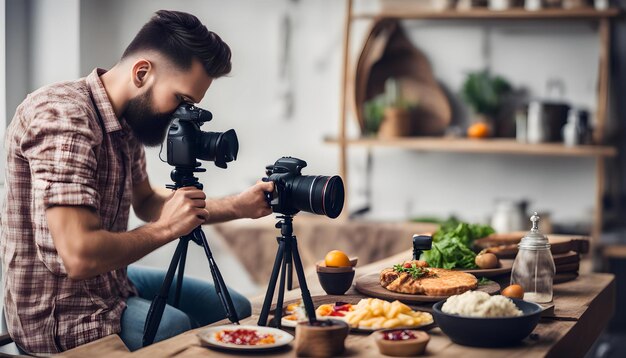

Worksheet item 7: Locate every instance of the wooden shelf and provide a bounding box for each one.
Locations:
[326,137,617,158]
[352,7,621,20]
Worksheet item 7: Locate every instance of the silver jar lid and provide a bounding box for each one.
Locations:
[518,212,550,250]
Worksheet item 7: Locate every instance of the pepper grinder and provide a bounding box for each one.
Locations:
[510,212,556,303]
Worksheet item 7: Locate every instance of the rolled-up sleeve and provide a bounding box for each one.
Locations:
[20,102,101,211]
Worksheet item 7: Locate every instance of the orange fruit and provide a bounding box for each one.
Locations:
[501,284,525,299]
[467,122,490,138]
[324,250,351,267]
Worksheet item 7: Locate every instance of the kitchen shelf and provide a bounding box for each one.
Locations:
[352,8,621,20]
[325,137,617,158]
[337,0,618,240]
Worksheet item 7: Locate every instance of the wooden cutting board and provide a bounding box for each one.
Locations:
[461,259,513,278]
[477,235,589,259]
[556,262,580,274]
[553,251,580,265]
[554,272,578,284]
[354,272,500,304]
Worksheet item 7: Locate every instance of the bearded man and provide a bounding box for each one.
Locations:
[0,10,273,354]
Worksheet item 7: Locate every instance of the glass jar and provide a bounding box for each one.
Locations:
[510,212,556,303]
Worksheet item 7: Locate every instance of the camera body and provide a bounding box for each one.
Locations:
[167,104,238,169]
[265,157,309,216]
[265,157,344,219]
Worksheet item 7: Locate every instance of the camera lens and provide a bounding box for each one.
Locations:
[291,175,344,218]
[197,129,239,169]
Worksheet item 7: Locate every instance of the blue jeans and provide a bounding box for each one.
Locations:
[119,265,251,351]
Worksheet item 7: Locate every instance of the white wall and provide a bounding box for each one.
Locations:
[7,0,602,229]
[29,0,80,89]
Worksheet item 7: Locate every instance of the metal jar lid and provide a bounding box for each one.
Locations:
[518,212,551,250]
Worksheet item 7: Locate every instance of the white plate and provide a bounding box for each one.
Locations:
[350,319,436,333]
[197,325,294,351]
[280,315,434,333]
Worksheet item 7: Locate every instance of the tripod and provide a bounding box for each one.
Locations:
[142,168,240,347]
[257,215,317,328]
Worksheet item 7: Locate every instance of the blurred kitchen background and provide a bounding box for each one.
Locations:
[2,0,626,356]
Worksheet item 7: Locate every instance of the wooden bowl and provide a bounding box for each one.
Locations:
[374,330,430,356]
[317,270,355,295]
[295,319,349,357]
[316,257,358,273]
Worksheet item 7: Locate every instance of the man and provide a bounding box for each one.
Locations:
[0,10,273,354]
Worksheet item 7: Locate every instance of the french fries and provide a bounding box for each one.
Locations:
[340,298,433,330]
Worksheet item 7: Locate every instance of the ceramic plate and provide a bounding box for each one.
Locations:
[280,315,435,333]
[197,325,293,351]
[348,320,436,333]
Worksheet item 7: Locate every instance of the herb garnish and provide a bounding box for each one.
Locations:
[478,277,491,286]
[393,263,431,279]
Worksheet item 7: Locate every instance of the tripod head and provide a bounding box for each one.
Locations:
[166,163,205,191]
[275,215,295,238]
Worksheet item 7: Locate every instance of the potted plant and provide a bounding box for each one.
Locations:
[363,78,415,138]
[461,70,512,138]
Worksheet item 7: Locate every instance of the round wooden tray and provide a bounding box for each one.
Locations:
[354,272,500,304]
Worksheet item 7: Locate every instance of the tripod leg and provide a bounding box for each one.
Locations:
[258,238,286,326]
[143,238,188,347]
[173,239,189,308]
[290,237,317,323]
[285,245,293,291]
[273,239,289,328]
[194,228,240,324]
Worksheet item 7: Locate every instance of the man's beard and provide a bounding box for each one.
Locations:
[123,88,173,147]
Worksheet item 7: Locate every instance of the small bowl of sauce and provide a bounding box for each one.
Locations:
[374,329,430,356]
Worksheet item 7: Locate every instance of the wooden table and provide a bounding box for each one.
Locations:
[60,250,615,357]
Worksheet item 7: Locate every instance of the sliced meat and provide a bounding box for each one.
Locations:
[379,267,477,296]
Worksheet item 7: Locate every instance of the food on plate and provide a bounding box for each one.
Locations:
[341,298,433,329]
[442,291,523,318]
[283,301,354,324]
[215,328,276,345]
[381,329,420,341]
[316,302,354,317]
[475,252,500,269]
[422,219,495,269]
[501,284,525,299]
[325,250,352,267]
[380,260,478,296]
[282,301,306,323]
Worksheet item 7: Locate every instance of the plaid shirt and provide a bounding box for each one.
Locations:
[0,68,147,354]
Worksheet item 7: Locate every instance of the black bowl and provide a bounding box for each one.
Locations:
[432,298,542,347]
[317,270,355,295]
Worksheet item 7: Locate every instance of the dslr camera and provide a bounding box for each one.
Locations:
[166,104,239,169]
[264,157,345,219]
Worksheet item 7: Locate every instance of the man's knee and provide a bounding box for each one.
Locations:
[232,292,252,319]
[157,306,192,340]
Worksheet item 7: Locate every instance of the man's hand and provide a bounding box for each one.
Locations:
[233,180,274,219]
[156,186,210,238]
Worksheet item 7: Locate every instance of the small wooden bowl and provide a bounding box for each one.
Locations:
[315,257,358,273]
[295,319,349,357]
[317,270,355,295]
[374,330,430,357]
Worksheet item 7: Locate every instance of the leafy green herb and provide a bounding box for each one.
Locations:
[422,220,495,270]
[393,263,431,279]
[477,277,491,286]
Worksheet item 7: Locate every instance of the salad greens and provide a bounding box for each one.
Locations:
[392,263,431,279]
[422,219,495,269]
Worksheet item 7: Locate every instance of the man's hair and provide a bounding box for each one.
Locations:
[122,10,231,78]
